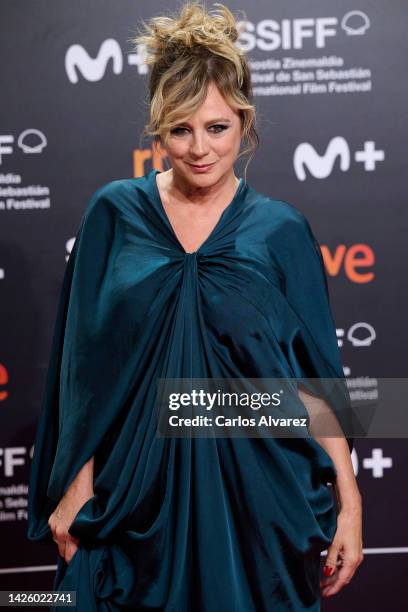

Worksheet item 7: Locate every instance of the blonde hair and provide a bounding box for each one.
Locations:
[129,1,259,180]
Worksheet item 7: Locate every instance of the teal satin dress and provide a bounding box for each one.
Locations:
[27,169,353,611]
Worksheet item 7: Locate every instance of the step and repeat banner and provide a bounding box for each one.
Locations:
[1,1,407,610]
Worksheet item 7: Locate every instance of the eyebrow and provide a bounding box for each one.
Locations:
[176,117,232,126]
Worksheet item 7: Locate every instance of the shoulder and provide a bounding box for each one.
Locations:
[70,178,132,244]
[245,184,312,234]
[77,177,148,233]
[244,186,321,267]
[84,178,135,216]
[83,174,154,221]
[72,176,151,253]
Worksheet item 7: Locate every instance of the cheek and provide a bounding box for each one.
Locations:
[167,138,194,160]
[218,132,241,156]
[166,141,189,158]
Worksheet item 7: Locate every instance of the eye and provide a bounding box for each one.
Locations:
[170,127,189,135]
[209,124,229,133]
[170,124,229,136]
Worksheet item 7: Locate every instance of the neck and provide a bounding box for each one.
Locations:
[163,168,240,205]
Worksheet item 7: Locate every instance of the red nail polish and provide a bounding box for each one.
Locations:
[323,565,334,576]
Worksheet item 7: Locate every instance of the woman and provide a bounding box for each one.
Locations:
[27,2,363,610]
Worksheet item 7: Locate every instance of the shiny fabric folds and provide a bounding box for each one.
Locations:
[27,169,353,611]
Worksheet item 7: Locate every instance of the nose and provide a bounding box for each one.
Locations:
[189,131,210,158]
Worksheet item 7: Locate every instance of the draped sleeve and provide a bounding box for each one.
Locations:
[27,183,120,543]
[272,204,354,454]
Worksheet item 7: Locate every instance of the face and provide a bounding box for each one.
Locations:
[159,81,243,186]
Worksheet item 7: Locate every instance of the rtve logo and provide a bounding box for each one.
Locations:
[0,362,9,402]
[321,243,374,283]
[294,136,385,180]
[65,12,370,83]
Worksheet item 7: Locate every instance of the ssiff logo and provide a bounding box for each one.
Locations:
[236,11,370,51]
[0,130,47,165]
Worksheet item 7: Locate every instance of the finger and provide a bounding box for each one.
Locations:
[323,545,341,576]
[49,524,57,542]
[69,534,80,547]
[65,540,79,565]
[64,534,80,559]
[56,539,66,561]
[322,564,355,596]
[320,564,340,590]
[320,571,337,588]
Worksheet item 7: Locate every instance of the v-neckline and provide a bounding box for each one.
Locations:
[151,169,243,255]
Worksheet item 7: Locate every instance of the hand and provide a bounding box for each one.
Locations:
[48,486,94,564]
[320,504,364,597]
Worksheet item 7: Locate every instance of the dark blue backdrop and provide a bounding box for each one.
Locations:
[0,1,407,610]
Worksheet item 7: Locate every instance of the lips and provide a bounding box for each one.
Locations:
[189,162,216,168]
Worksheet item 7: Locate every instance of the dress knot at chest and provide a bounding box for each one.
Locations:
[183,251,199,264]
[181,250,200,288]
[183,251,200,271]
